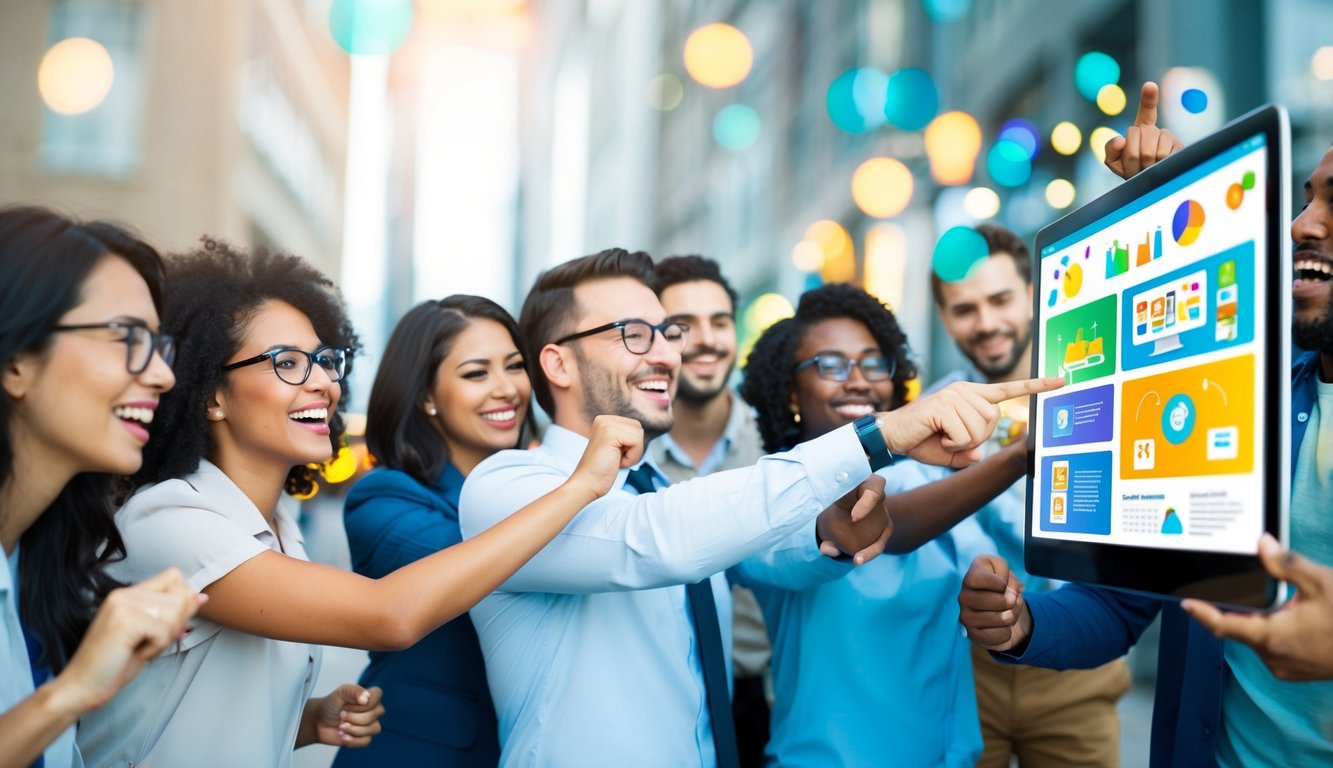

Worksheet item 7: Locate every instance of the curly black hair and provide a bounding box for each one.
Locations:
[134,239,360,496]
[740,283,916,454]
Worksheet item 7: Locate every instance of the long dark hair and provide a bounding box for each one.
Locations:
[367,295,528,485]
[133,239,359,497]
[740,284,916,454]
[0,206,167,670]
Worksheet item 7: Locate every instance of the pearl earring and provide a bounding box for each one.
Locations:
[211,409,225,421]
[426,405,438,416]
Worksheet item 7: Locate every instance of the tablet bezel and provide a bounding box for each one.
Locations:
[1024,104,1291,609]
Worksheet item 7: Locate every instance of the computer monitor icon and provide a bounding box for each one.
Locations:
[1131,269,1207,356]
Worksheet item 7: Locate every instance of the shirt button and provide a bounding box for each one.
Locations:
[1298,412,1309,422]
[835,471,849,483]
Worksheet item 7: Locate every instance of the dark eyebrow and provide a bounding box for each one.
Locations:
[458,351,524,369]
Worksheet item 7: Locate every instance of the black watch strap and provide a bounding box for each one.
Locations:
[854,414,894,471]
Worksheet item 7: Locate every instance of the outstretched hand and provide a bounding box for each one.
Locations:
[1104,82,1184,179]
[879,377,1063,468]
[1181,534,1333,681]
[816,473,892,565]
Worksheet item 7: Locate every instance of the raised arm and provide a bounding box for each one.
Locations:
[1103,81,1184,179]
[197,414,642,651]
[0,569,201,768]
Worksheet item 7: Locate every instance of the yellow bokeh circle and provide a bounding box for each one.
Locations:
[683,23,753,89]
[38,37,114,115]
[851,157,913,219]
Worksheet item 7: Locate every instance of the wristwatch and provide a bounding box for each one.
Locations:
[853,413,894,471]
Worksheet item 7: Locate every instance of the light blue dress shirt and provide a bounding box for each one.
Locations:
[459,423,870,768]
[735,460,982,767]
[3,546,81,768]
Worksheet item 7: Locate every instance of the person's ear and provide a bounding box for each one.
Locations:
[207,390,227,422]
[540,343,575,395]
[3,352,38,400]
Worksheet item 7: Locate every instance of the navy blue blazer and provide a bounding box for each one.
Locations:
[1002,351,1320,767]
[332,464,500,767]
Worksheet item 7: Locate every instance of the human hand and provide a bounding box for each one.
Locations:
[958,555,1031,652]
[309,684,384,747]
[1104,82,1185,179]
[1181,534,1333,681]
[815,473,892,565]
[569,414,645,500]
[878,378,1063,468]
[52,567,204,714]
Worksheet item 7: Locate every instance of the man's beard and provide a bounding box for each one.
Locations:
[675,350,735,407]
[574,347,674,441]
[964,326,1033,380]
[1293,298,1333,355]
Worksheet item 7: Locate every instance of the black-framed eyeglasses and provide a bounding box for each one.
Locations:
[554,319,689,355]
[794,353,896,383]
[222,345,350,385]
[51,321,176,375]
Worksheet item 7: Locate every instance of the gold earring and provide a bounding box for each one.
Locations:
[793,411,801,424]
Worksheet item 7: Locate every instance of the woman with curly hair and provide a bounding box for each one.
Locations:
[76,242,643,768]
[0,206,201,768]
[332,295,534,767]
[735,283,1028,767]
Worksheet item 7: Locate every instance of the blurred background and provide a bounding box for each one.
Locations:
[4,1,1333,765]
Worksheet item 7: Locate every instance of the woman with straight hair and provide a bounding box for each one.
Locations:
[0,206,201,768]
[77,243,640,768]
[333,295,533,766]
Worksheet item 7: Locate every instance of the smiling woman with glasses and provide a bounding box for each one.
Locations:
[0,206,200,768]
[78,241,642,768]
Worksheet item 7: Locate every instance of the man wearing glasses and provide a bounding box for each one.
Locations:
[927,223,1129,767]
[458,247,1062,767]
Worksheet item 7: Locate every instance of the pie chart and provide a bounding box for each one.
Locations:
[1172,200,1205,246]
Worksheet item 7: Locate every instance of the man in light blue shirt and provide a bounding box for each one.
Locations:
[460,248,1060,767]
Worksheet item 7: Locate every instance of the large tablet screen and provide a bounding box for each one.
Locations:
[1027,106,1290,604]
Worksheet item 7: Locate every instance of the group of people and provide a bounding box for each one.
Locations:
[1,80,1331,768]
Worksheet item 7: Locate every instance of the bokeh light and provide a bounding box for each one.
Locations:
[924,111,982,185]
[998,119,1039,159]
[792,240,824,272]
[683,23,753,89]
[963,187,1001,219]
[38,37,114,115]
[329,0,413,55]
[1096,83,1126,115]
[1074,51,1120,101]
[1050,121,1082,155]
[1089,126,1120,164]
[713,104,761,150]
[739,292,795,366]
[1045,179,1076,209]
[647,74,684,111]
[851,157,913,218]
[1181,88,1208,114]
[923,0,971,22]
[827,68,889,134]
[1315,46,1333,80]
[806,219,856,283]
[884,68,938,131]
[932,226,989,283]
[864,223,907,311]
[986,140,1032,187]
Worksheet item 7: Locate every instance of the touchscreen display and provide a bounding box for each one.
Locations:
[1032,133,1268,555]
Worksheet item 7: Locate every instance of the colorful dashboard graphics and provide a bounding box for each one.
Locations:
[1043,383,1114,447]
[1119,354,1254,480]
[1039,451,1111,534]
[1172,199,1205,245]
[1044,294,1117,384]
[1226,170,1256,210]
[1046,246,1093,307]
[1120,241,1254,371]
[1105,228,1165,278]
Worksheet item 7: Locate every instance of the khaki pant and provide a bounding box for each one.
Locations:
[971,644,1132,768]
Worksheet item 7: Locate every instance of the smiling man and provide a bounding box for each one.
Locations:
[458,248,1062,767]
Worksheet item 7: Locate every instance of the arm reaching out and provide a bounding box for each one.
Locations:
[1182,534,1333,681]
[1104,82,1184,179]
[0,568,203,768]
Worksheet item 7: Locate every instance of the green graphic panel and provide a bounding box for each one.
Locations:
[1044,294,1118,384]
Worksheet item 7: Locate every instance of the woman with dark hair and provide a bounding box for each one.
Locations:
[0,206,201,768]
[333,295,532,767]
[77,243,642,768]
[735,283,1028,767]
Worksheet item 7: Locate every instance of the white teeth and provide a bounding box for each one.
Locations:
[636,380,668,392]
[481,410,516,422]
[113,406,154,425]
[1295,259,1332,276]
[289,407,328,422]
[835,404,875,419]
